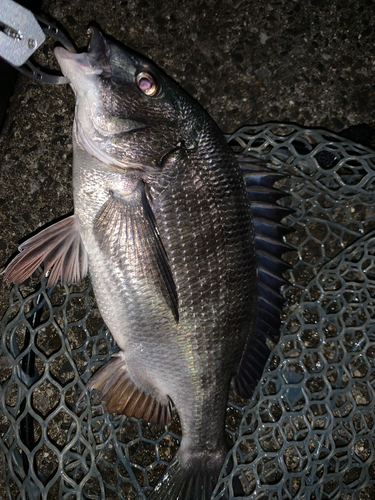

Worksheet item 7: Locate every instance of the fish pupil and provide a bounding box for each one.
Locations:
[138,77,151,90]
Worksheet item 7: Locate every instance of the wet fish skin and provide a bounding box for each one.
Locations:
[4,27,260,498]
[63,28,257,497]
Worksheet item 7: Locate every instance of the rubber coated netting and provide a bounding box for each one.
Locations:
[1,123,375,500]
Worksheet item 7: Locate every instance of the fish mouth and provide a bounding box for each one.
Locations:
[54,26,112,79]
[86,26,112,78]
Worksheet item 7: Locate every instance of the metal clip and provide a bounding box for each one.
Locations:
[0,0,75,84]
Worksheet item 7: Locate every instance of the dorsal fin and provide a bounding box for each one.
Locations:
[234,157,293,398]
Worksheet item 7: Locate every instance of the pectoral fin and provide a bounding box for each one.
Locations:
[94,180,178,322]
[2,215,88,286]
[140,188,179,321]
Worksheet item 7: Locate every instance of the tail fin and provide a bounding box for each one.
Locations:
[149,455,221,500]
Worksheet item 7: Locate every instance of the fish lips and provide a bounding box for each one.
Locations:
[54,26,112,81]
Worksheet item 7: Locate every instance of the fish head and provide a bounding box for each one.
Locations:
[54,26,204,171]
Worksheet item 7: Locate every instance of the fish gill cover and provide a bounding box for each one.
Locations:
[1,123,375,500]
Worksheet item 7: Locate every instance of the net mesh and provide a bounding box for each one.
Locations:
[1,123,375,499]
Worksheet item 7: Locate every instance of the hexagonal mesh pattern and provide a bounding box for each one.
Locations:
[1,123,375,499]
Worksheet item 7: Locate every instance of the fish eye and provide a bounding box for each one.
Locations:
[136,72,158,96]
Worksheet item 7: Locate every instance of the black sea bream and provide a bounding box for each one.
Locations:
[3,27,290,499]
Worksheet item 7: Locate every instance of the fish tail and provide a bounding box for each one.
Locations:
[149,454,223,500]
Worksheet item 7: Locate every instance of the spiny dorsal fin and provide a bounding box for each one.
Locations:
[2,215,88,286]
[234,157,293,398]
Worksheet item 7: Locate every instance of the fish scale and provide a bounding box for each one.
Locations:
[158,136,249,483]
[150,130,256,455]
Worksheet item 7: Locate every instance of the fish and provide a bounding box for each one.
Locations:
[3,26,291,499]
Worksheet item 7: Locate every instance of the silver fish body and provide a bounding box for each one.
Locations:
[67,29,256,495]
[3,27,289,499]
[71,81,256,474]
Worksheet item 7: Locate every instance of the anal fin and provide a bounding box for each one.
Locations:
[80,355,173,426]
[2,215,88,286]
